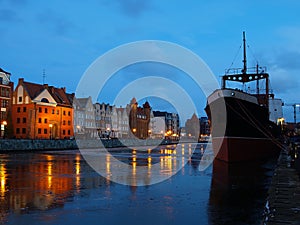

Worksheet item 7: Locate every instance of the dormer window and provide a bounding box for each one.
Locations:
[41,98,49,103]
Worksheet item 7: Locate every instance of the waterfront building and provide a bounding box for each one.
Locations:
[73,96,97,139]
[0,68,14,138]
[94,102,114,138]
[269,98,283,124]
[153,110,180,140]
[128,98,151,139]
[11,78,74,139]
[199,116,210,135]
[185,113,200,138]
[150,114,165,139]
[112,106,129,138]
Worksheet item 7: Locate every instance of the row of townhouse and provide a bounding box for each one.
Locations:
[0,68,180,140]
[73,97,180,140]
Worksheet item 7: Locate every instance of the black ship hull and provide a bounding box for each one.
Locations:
[205,89,281,162]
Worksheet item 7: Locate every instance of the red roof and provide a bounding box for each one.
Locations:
[21,79,73,107]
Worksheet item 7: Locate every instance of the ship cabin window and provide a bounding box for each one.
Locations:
[231,92,235,96]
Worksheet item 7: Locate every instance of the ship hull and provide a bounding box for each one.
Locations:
[205,89,281,162]
[211,136,280,162]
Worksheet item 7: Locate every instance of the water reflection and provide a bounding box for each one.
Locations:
[0,143,206,223]
[208,158,277,225]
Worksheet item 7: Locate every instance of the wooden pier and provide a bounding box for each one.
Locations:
[263,149,300,225]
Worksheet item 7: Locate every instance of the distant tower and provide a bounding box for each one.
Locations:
[42,69,46,84]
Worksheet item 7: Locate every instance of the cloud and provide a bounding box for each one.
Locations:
[116,0,153,17]
[274,50,300,70]
[100,0,154,18]
[36,9,75,36]
[0,9,20,22]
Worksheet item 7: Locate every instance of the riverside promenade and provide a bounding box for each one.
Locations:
[263,148,300,224]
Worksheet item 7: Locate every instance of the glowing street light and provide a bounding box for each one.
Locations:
[49,124,53,139]
[1,121,7,138]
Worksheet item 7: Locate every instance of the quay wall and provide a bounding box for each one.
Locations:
[262,149,300,224]
[0,138,179,151]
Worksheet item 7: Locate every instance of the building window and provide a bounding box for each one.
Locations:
[18,96,22,102]
[38,128,41,134]
[45,108,48,113]
[17,118,20,124]
[16,128,20,134]
[38,118,42,123]
[23,118,26,123]
[17,107,21,113]
[68,130,70,135]
[63,111,66,116]
[22,128,26,134]
[63,120,66,125]
[23,107,26,112]
[57,110,59,115]
[52,109,55,114]
[44,129,47,134]
[68,111,71,116]
[39,107,42,113]
[44,118,47,123]
[63,130,65,135]
[68,120,71,126]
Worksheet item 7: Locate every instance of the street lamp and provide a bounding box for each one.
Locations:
[49,124,53,139]
[1,121,7,138]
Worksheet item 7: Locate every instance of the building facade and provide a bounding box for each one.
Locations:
[12,78,74,139]
[153,111,180,140]
[0,68,14,138]
[184,113,200,138]
[128,98,151,139]
[73,97,96,139]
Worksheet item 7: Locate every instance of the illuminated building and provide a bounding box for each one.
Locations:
[73,96,97,139]
[0,68,14,138]
[11,78,74,139]
[128,98,151,139]
[153,110,180,140]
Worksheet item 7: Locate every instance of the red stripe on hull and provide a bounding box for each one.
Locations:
[212,137,281,162]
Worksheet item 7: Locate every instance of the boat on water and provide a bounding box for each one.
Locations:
[205,32,283,162]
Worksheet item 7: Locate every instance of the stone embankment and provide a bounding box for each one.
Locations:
[262,149,300,224]
[0,138,181,151]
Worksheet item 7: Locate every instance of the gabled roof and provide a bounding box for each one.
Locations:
[19,79,73,107]
[0,68,11,75]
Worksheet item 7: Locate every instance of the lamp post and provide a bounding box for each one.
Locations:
[1,121,7,138]
[49,124,53,139]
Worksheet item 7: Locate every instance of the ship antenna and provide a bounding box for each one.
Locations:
[242,31,247,74]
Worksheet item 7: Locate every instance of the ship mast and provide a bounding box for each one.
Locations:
[242,31,247,74]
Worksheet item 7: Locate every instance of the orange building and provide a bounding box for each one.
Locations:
[12,78,74,139]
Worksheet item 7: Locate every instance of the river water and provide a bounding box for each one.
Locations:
[0,143,277,225]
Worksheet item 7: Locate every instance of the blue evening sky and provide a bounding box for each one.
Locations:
[1,0,300,122]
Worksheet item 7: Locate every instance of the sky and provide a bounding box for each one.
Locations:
[1,0,300,123]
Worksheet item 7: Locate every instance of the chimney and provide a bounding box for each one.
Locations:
[62,87,66,93]
[19,78,24,84]
[43,84,48,88]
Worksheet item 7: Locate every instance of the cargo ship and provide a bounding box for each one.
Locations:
[205,32,282,162]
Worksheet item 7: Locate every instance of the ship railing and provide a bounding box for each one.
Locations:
[225,66,267,75]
